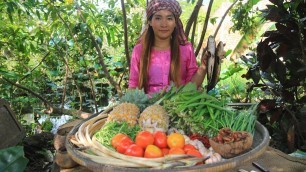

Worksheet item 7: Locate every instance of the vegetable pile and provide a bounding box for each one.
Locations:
[70,113,210,168]
[110,131,204,159]
[70,83,258,169]
[158,83,257,137]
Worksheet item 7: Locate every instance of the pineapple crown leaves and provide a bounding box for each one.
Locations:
[120,88,151,111]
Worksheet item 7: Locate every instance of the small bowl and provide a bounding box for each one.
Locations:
[209,132,253,158]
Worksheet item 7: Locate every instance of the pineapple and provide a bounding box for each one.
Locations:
[138,104,169,133]
[120,89,152,111]
[107,103,140,126]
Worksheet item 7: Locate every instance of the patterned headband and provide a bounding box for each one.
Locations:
[146,0,182,19]
[145,0,187,45]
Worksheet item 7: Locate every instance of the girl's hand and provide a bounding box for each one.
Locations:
[200,51,209,71]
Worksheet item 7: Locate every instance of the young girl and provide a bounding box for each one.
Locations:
[129,0,207,94]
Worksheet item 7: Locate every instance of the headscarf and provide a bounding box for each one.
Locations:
[139,0,188,45]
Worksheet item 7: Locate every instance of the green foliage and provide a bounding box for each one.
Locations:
[0,146,29,172]
[240,0,306,153]
[230,0,261,35]
[229,0,267,56]
[22,122,38,137]
[179,0,224,43]
[208,58,266,103]
[41,120,53,132]
[0,0,255,118]
[0,0,143,114]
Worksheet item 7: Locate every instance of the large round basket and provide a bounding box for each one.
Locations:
[66,109,270,172]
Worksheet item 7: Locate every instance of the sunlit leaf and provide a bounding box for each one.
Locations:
[225,50,232,57]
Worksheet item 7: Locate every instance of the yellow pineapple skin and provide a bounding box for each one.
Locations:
[107,103,140,126]
[138,104,169,133]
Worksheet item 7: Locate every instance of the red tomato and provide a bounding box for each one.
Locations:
[161,148,169,156]
[135,131,154,149]
[111,133,129,148]
[116,136,134,154]
[183,144,197,153]
[124,144,144,157]
[186,149,203,165]
[144,145,163,158]
[168,147,185,155]
[186,149,202,158]
[153,131,168,148]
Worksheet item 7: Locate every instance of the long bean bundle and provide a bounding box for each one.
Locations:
[157,83,233,136]
[157,83,256,137]
[218,105,257,135]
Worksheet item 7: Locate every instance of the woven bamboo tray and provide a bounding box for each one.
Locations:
[66,107,270,172]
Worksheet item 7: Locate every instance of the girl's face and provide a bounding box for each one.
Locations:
[149,10,176,42]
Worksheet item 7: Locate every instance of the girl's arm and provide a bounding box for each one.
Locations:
[191,52,208,88]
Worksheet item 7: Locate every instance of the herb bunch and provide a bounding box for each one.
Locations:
[94,121,141,149]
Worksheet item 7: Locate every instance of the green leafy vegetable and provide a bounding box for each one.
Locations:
[94,121,141,149]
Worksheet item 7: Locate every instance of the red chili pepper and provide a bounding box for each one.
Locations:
[189,133,210,148]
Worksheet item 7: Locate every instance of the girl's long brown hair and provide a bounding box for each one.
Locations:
[138,24,181,92]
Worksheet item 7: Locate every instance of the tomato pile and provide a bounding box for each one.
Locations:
[111,131,203,158]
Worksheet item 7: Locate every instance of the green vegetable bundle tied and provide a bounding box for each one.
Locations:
[159,83,256,137]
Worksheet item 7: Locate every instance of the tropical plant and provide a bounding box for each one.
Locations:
[241,0,306,153]
[229,0,269,58]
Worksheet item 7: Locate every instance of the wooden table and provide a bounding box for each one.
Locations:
[234,147,306,172]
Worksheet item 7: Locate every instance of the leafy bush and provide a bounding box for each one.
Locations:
[241,0,306,153]
[209,59,265,103]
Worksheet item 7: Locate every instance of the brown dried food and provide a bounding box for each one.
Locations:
[223,136,235,143]
[220,127,232,135]
[209,132,253,158]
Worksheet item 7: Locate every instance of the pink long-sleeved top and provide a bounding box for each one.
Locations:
[128,43,198,94]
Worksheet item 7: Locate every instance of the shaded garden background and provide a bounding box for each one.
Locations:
[0,0,305,171]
